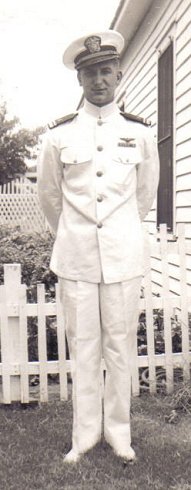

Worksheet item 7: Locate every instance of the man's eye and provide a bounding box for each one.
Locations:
[84,70,94,76]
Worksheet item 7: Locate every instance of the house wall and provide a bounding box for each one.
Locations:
[115,0,191,295]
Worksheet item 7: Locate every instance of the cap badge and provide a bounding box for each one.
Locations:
[84,35,101,53]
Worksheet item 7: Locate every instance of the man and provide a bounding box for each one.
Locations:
[38,30,159,464]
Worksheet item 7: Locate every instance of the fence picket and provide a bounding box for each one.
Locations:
[178,224,190,381]
[56,283,68,401]
[0,287,11,403]
[131,340,140,396]
[3,265,22,401]
[144,253,157,394]
[160,224,174,394]
[19,286,29,403]
[37,284,48,402]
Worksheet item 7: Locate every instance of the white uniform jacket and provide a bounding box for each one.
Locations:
[38,100,159,283]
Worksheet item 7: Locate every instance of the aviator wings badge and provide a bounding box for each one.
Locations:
[118,138,136,148]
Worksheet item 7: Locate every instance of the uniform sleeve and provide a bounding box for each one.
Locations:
[136,127,160,222]
[37,130,63,234]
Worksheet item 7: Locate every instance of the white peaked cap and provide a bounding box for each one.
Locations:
[63,30,124,70]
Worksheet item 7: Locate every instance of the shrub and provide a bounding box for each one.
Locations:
[170,381,191,414]
[0,225,57,301]
[0,226,58,362]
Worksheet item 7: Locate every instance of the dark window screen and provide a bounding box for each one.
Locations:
[157,41,174,231]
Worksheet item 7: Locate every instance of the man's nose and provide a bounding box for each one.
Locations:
[94,72,103,85]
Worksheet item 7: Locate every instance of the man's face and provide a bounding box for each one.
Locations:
[77,59,122,107]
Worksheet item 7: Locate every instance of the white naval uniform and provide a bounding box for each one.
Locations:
[38,99,159,456]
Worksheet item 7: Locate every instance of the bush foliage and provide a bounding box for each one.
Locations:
[0,225,56,301]
[0,226,59,361]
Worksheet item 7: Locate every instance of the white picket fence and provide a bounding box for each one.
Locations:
[0,176,37,194]
[0,224,191,404]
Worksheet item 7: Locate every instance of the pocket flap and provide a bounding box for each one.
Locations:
[113,147,142,165]
[60,147,91,165]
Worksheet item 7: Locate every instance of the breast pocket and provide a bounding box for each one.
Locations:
[111,147,142,185]
[60,146,92,192]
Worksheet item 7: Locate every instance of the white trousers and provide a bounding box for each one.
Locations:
[59,276,141,455]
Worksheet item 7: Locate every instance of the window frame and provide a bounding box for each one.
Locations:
[156,24,177,237]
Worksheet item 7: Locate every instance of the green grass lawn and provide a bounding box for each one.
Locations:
[0,393,191,490]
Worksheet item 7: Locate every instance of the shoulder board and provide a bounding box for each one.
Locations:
[48,112,78,129]
[120,111,151,126]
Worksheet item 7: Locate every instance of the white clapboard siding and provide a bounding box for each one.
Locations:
[150,265,191,298]
[169,254,191,271]
[176,0,191,37]
[176,39,191,66]
[124,66,156,109]
[0,225,191,404]
[176,207,191,223]
[173,0,190,28]
[177,174,191,192]
[126,80,157,115]
[175,139,190,162]
[176,122,191,145]
[176,190,191,207]
[176,24,191,53]
[184,224,191,239]
[151,248,191,270]
[120,0,189,97]
[176,58,191,85]
[176,74,191,101]
[144,222,158,236]
[129,90,157,119]
[176,104,191,128]
[176,89,191,114]
[138,103,157,123]
[177,158,191,177]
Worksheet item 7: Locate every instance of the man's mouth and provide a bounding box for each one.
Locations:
[93,89,106,94]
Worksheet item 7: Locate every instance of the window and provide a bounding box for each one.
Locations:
[157,40,174,232]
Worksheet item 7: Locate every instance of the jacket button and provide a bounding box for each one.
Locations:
[97,222,103,228]
[97,145,103,151]
[97,119,103,126]
[97,195,103,202]
[96,171,103,177]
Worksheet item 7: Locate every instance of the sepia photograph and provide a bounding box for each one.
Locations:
[0,1,190,489]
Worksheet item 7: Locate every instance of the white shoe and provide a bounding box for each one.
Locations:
[63,449,81,464]
[115,446,137,463]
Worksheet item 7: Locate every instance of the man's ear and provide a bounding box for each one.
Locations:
[77,71,82,86]
[117,70,122,85]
